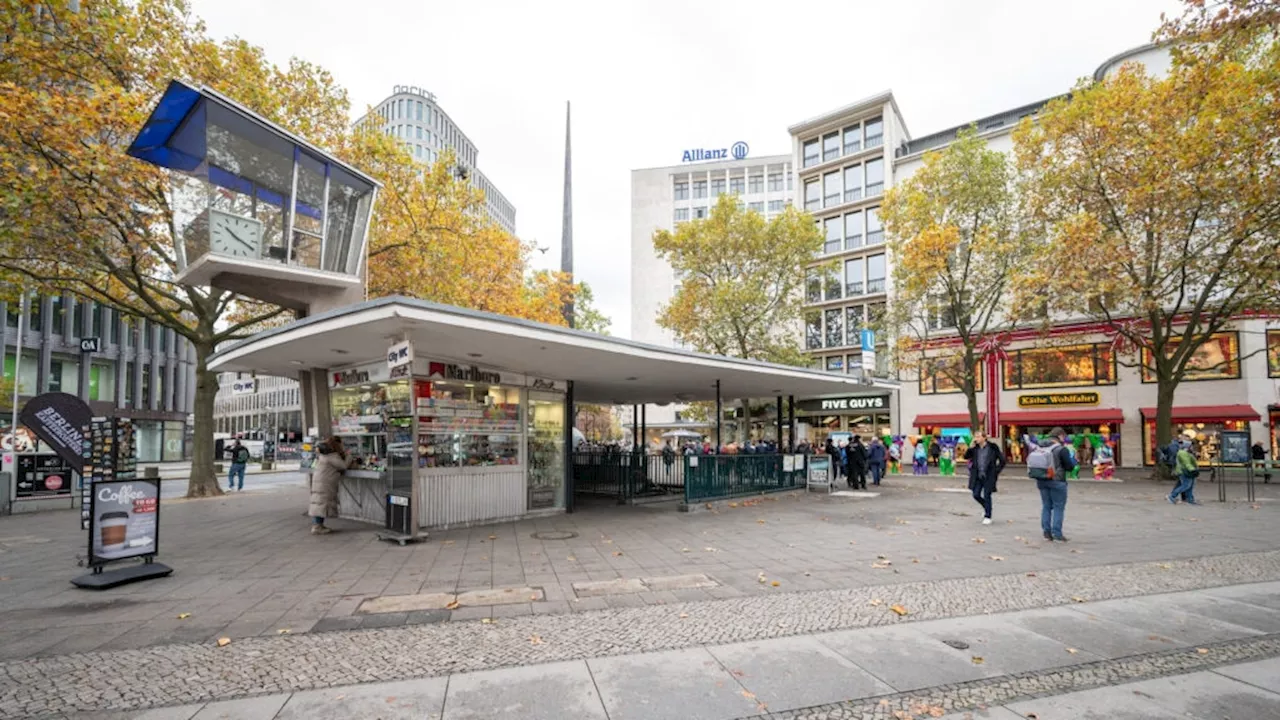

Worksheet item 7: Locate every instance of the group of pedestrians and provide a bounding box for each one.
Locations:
[962,426,1077,542]
[825,436,887,489]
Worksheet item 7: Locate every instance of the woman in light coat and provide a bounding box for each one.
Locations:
[309,436,352,535]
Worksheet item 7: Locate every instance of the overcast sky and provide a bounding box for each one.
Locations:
[190,0,1181,338]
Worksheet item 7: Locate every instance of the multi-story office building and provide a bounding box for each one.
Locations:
[2,294,196,462]
[212,372,303,441]
[794,43,1278,468]
[355,85,517,235]
[630,150,795,431]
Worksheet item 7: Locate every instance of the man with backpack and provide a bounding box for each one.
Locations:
[226,439,251,492]
[1027,428,1076,542]
[1169,438,1201,505]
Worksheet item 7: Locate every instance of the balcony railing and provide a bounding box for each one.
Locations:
[866,278,886,293]
[824,285,842,301]
[803,153,820,168]
[844,139,861,155]
[865,133,883,149]
[846,281,864,296]
[823,240,841,255]
[866,182,884,197]
[845,234,863,250]
[805,199,821,211]
[844,188,862,203]
[824,194,840,208]
[823,148,840,162]
[866,230,884,245]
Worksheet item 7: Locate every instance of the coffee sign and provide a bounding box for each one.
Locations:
[89,478,160,565]
[1016,392,1100,408]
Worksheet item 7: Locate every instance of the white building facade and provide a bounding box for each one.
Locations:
[212,372,303,442]
[630,150,794,428]
[356,85,517,235]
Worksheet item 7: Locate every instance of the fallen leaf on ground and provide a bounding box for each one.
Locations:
[804,571,811,576]
[705,503,712,509]
[177,613,191,620]
[1026,572,1037,577]
[567,555,577,562]
[216,637,231,647]
[1066,648,1078,654]
[1196,648,1209,654]
[385,696,396,703]
[868,598,884,606]
[730,669,745,677]
[441,540,454,545]
[446,601,460,610]
[612,551,623,557]
[1250,504,1260,510]
[678,612,689,619]
[889,604,909,616]
[277,628,291,635]
[487,535,497,540]
[529,634,543,644]
[1014,536,1024,541]
[1071,596,1086,603]
[771,581,780,587]
[989,555,1005,561]
[911,557,920,564]
[681,547,690,552]
[757,574,768,583]
[704,547,719,552]
[757,519,766,524]
[971,656,984,664]
[529,594,537,601]
[741,690,755,700]
[728,502,739,508]
[1025,713,1039,720]
[481,618,494,624]
[1157,563,1172,569]
[972,537,986,544]
[872,561,892,569]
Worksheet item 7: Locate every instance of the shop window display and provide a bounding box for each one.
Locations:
[527,392,565,509]
[1267,330,1280,378]
[417,382,520,468]
[331,380,413,470]
[1002,343,1116,390]
[1144,419,1249,465]
[1002,424,1120,473]
[1141,332,1240,382]
[918,357,983,395]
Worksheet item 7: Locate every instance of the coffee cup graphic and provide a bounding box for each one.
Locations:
[100,511,129,553]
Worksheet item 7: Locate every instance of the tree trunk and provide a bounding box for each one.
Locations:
[1152,379,1177,483]
[186,341,224,498]
[966,388,982,436]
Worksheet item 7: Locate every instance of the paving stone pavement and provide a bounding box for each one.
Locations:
[1,475,1276,660]
[3,551,1280,718]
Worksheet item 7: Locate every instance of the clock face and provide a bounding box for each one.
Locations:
[209,210,263,259]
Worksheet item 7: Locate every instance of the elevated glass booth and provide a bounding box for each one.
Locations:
[126,80,378,311]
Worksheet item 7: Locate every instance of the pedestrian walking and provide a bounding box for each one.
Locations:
[309,436,353,535]
[1028,427,1076,542]
[964,430,1005,525]
[226,439,250,491]
[867,436,886,486]
[929,438,942,469]
[1252,442,1271,484]
[913,441,927,475]
[849,436,868,489]
[1169,438,1201,505]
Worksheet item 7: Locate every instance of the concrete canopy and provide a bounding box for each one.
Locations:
[208,296,897,404]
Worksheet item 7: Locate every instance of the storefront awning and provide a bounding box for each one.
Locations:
[1000,408,1124,425]
[207,296,900,405]
[912,413,983,427]
[1139,405,1261,422]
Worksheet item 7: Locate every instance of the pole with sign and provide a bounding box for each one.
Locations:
[860,329,876,375]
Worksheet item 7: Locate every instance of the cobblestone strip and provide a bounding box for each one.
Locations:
[752,633,1280,719]
[3,550,1280,719]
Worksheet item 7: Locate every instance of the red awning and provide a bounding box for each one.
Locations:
[913,412,984,427]
[1000,408,1125,425]
[1139,405,1261,422]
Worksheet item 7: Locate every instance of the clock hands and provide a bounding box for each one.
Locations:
[224,228,255,252]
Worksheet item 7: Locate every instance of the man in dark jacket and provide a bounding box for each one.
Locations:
[227,439,250,491]
[964,430,1005,524]
[849,436,868,489]
[867,437,887,486]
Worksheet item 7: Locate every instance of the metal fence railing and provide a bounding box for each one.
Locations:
[571,452,685,502]
[684,454,808,503]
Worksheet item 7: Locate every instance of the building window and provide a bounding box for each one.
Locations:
[142,321,152,349]
[865,117,884,148]
[803,139,820,168]
[824,266,842,301]
[805,270,821,303]
[843,124,862,155]
[48,360,63,393]
[825,308,844,347]
[845,258,864,296]
[768,173,784,192]
[823,217,842,255]
[788,175,794,191]
[50,295,65,334]
[1268,330,1280,378]
[729,176,745,195]
[822,132,840,162]
[72,300,84,338]
[710,178,726,197]
[1003,343,1118,390]
[927,294,959,330]
[843,164,862,203]
[919,356,984,395]
[866,206,884,245]
[5,301,18,328]
[844,210,864,250]
[823,171,841,208]
[805,312,822,350]
[867,254,886,293]
[827,355,844,373]
[92,304,103,338]
[748,175,763,194]
[674,181,689,200]
[141,365,151,406]
[674,208,689,223]
[748,201,764,214]
[846,305,865,335]
[804,180,821,211]
[768,199,785,213]
[416,101,423,121]
[1141,331,1241,383]
[693,206,708,219]
[693,180,707,199]
[865,158,885,197]
[868,302,885,328]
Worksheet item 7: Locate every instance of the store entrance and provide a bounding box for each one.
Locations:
[1001,424,1120,477]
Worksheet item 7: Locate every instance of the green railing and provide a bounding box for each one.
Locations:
[684,454,808,502]
[571,452,684,502]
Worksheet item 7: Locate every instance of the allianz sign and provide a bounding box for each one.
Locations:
[682,141,749,163]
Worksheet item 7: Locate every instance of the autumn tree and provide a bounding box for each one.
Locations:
[653,194,823,441]
[879,128,1027,433]
[0,0,352,496]
[1014,54,1280,464]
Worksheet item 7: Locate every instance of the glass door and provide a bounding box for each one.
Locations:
[527,391,565,510]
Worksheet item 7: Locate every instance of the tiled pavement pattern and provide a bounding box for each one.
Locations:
[3,555,1280,718]
[28,582,1280,720]
[1,475,1276,657]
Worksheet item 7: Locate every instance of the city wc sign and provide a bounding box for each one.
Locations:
[682,141,749,163]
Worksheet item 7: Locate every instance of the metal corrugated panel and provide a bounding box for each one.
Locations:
[337,477,384,525]
[420,469,526,529]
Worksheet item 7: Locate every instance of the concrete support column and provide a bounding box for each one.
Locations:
[77,299,92,403]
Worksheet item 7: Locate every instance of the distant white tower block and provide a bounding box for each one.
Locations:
[127,80,381,316]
